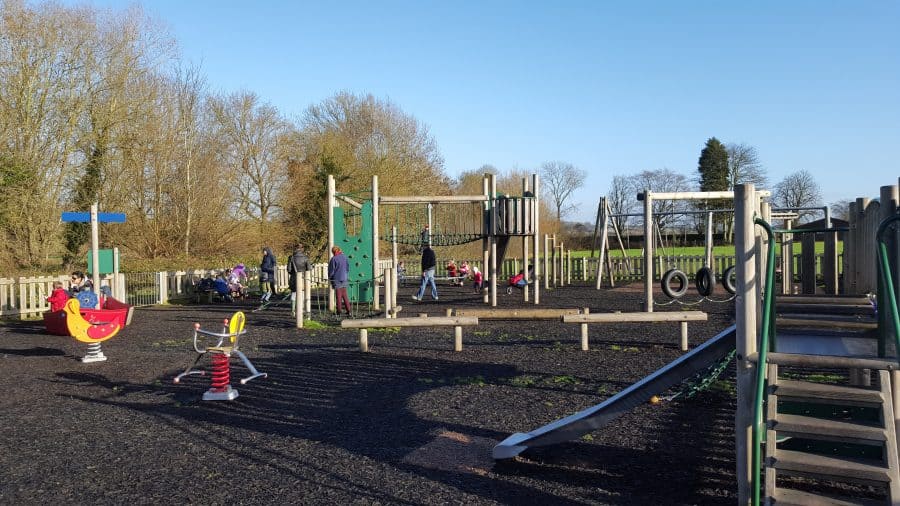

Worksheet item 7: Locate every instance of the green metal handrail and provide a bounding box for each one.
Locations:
[876,214,900,360]
[752,217,777,506]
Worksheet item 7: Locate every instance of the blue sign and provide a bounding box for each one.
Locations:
[61,212,126,223]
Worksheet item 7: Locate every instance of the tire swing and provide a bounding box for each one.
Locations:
[721,265,737,295]
[695,266,716,297]
[661,268,689,299]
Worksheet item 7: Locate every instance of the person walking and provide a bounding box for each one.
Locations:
[413,245,438,301]
[287,244,310,316]
[259,246,277,303]
[328,246,352,316]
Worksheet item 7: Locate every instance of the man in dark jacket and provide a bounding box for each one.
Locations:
[288,245,310,316]
[413,245,438,301]
[328,246,352,316]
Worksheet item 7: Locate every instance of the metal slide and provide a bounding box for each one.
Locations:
[493,325,737,459]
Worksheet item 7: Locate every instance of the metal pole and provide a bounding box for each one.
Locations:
[90,203,101,309]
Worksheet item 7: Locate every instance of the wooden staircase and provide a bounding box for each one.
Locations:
[763,357,900,505]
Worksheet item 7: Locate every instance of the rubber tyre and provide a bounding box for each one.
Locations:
[721,265,737,295]
[661,269,689,299]
[695,267,715,297]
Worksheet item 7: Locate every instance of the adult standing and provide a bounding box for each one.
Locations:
[259,246,277,303]
[413,245,438,301]
[287,244,310,316]
[328,246,352,316]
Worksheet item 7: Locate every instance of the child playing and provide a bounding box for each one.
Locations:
[507,270,528,294]
[446,260,458,286]
[457,261,470,287]
[47,281,69,312]
[471,266,483,293]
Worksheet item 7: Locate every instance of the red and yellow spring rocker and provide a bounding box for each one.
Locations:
[173,311,266,401]
[63,298,121,363]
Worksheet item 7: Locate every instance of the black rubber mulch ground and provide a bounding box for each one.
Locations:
[0,282,738,505]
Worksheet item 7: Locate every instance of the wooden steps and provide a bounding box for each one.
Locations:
[763,364,900,504]
[774,379,884,408]
[772,487,885,506]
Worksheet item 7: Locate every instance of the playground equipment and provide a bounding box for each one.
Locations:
[730,182,900,505]
[340,314,479,352]
[492,324,736,459]
[173,311,266,401]
[58,298,121,363]
[44,294,133,337]
[327,174,541,315]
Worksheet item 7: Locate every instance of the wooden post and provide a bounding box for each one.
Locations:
[454,326,463,352]
[801,233,816,294]
[295,270,303,328]
[734,184,758,505]
[327,175,336,312]
[522,178,530,302]
[490,173,498,307]
[384,267,392,318]
[581,307,590,351]
[643,192,654,312]
[705,211,713,269]
[359,329,368,352]
[372,175,380,311]
[680,321,688,352]
[782,219,794,295]
[392,225,399,309]
[304,270,311,314]
[544,234,550,290]
[597,201,609,288]
[483,175,490,304]
[532,173,540,305]
[824,230,838,295]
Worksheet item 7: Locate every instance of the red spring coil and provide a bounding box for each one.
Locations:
[209,353,231,392]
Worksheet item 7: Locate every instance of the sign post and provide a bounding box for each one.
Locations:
[61,204,126,309]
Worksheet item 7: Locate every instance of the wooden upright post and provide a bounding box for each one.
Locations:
[490,173,498,307]
[327,175,336,312]
[522,177,530,302]
[596,198,609,288]
[643,192,654,312]
[734,184,758,505]
[532,173,540,305]
[372,175,380,310]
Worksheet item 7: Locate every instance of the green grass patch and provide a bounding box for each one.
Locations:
[302,320,328,330]
[370,327,400,334]
[549,375,580,385]
[609,344,639,352]
[508,375,538,387]
[453,375,487,386]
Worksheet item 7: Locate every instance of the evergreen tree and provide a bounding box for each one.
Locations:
[697,137,729,191]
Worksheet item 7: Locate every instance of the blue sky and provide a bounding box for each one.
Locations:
[78,1,898,222]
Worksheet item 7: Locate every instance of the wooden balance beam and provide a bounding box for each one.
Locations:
[340,315,479,352]
[562,311,708,352]
[449,308,582,319]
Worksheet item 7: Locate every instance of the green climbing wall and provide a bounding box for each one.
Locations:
[333,201,374,303]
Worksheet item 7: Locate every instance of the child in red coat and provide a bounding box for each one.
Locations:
[47,281,69,312]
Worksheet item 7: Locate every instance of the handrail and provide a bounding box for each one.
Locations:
[751,217,777,506]
[876,214,900,361]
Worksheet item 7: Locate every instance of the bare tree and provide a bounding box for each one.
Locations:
[721,143,768,240]
[830,199,852,222]
[607,175,636,243]
[627,168,691,232]
[725,143,768,189]
[775,170,823,222]
[540,161,586,226]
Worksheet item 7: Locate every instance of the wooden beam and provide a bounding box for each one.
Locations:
[562,311,707,323]
[453,308,581,319]
[379,195,489,204]
[336,195,363,209]
[340,316,478,328]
